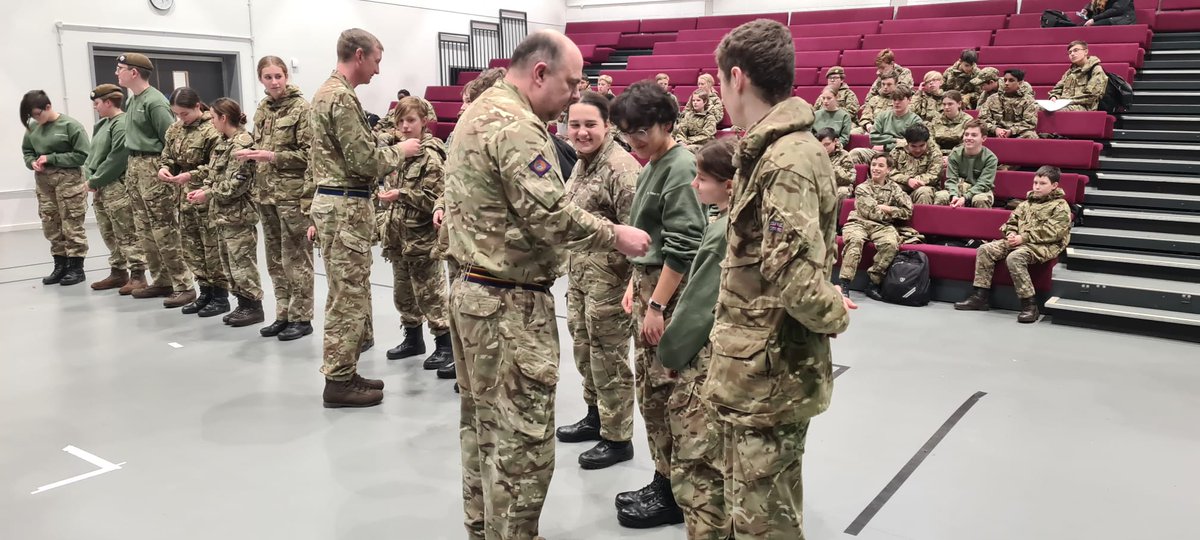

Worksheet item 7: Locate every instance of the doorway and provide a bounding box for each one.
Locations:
[91,47,239,107]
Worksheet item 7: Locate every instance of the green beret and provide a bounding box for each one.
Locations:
[826,66,845,78]
[89,84,124,101]
[117,53,154,71]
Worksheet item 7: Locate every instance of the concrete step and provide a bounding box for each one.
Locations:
[1064,246,1200,282]
[1094,171,1200,196]
[1098,156,1200,175]
[1116,114,1200,131]
[1083,187,1200,211]
[1070,226,1200,255]
[1045,296,1200,343]
[1105,141,1200,160]
[1054,267,1200,314]
[1082,207,1200,235]
[1110,129,1200,142]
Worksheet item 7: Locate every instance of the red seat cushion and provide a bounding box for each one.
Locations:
[896,0,1017,19]
[863,31,994,50]
[431,101,460,121]
[791,7,895,25]
[1154,10,1200,31]
[883,15,1008,33]
[979,44,1144,68]
[695,12,788,29]
[788,20,881,38]
[841,47,969,68]
[994,170,1087,205]
[424,86,463,102]
[603,68,699,87]
[795,35,864,51]
[848,134,871,150]
[568,32,623,47]
[432,121,455,142]
[984,138,1101,169]
[675,28,739,42]
[1036,110,1114,140]
[640,17,698,33]
[617,34,678,49]
[793,68,820,86]
[654,40,719,55]
[992,25,1152,48]
[565,21,639,34]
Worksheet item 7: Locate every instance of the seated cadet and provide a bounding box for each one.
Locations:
[931,90,970,155]
[817,128,855,198]
[656,73,681,112]
[955,165,1072,323]
[935,120,998,208]
[597,74,616,100]
[825,66,860,117]
[912,71,944,123]
[696,73,724,122]
[971,67,1001,109]
[1082,0,1136,26]
[674,90,717,151]
[889,124,943,205]
[1049,41,1108,112]
[850,86,921,162]
[943,49,983,109]
[812,87,852,147]
[854,72,897,135]
[980,69,1039,139]
[837,152,913,301]
[866,49,914,100]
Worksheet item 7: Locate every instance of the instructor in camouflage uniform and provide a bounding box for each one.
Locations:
[84,84,146,292]
[443,30,650,539]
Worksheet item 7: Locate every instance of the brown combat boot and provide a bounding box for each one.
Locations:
[954,287,991,311]
[322,378,383,408]
[120,270,147,296]
[91,268,129,291]
[163,289,197,308]
[132,284,173,299]
[352,373,385,390]
[1017,297,1041,324]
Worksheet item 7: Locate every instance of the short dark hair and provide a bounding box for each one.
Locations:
[337,28,383,62]
[169,87,207,112]
[570,91,611,123]
[695,138,738,181]
[904,124,930,144]
[511,31,564,71]
[891,86,914,100]
[871,152,895,168]
[879,71,897,83]
[610,80,678,132]
[397,89,411,98]
[1068,40,1088,51]
[1004,69,1026,82]
[716,19,795,103]
[960,49,978,64]
[1035,165,1062,183]
[815,127,838,142]
[964,119,985,134]
[133,67,152,81]
[20,90,52,127]
[943,90,963,104]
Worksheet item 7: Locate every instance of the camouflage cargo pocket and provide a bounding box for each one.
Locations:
[338,227,371,255]
[59,180,89,219]
[669,380,720,461]
[455,289,503,391]
[702,321,778,418]
[100,181,133,211]
[734,421,808,482]
[497,343,560,440]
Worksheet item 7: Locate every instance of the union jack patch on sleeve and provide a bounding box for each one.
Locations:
[529,154,552,177]
[768,220,784,233]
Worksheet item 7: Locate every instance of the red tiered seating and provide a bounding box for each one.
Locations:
[787,21,882,38]
[432,121,455,142]
[695,12,788,29]
[576,45,614,63]
[565,20,639,34]
[424,86,463,102]
[985,138,1101,169]
[793,68,820,86]
[488,58,512,69]
[789,7,896,25]
[654,40,719,55]
[603,68,699,86]
[675,28,741,42]
[862,30,994,50]
[989,63,1135,85]
[640,17,698,33]
[992,26,1152,48]
[1162,0,1200,8]
[617,34,678,49]
[795,35,864,51]
[1154,10,1200,31]
[994,171,1088,205]
[1020,0,1159,14]
[1036,110,1115,140]
[895,0,1018,19]
[979,44,1145,69]
[1005,10,1156,29]
[626,54,714,71]
[568,32,623,47]
[432,101,460,122]
[882,15,1008,33]
[457,71,479,85]
[840,48,966,67]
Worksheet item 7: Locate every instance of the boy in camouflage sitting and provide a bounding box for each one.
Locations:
[837,152,913,301]
[817,128,856,198]
[955,165,1072,323]
[889,124,943,205]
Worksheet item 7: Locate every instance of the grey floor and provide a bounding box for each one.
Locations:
[1,224,1198,540]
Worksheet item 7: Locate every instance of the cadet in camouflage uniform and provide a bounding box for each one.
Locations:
[956,165,1072,323]
[866,49,913,101]
[973,67,1035,110]
[854,73,897,135]
[554,92,640,472]
[160,88,221,313]
[889,124,943,205]
[825,66,860,118]
[84,84,145,291]
[674,89,718,151]
[656,73,681,113]
[378,96,453,371]
[443,31,650,539]
[1050,41,1108,112]
[980,69,1040,139]
[697,73,724,123]
[942,49,982,109]
[931,90,970,155]
[239,56,314,341]
[936,120,998,208]
[912,71,945,123]
[187,98,264,327]
[116,53,194,302]
[703,21,854,539]
[309,29,419,408]
[20,90,91,286]
[817,128,856,198]
[838,153,914,301]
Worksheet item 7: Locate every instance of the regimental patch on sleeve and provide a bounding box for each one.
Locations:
[528,154,552,177]
[768,219,785,233]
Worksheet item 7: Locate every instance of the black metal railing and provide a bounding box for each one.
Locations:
[470,20,501,70]
[437,9,528,85]
[499,9,528,58]
[438,32,471,86]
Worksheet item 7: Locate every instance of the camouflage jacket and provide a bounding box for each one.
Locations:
[251,84,313,205]
[977,81,1034,111]
[930,112,969,154]
[380,133,447,257]
[699,97,849,428]
[942,61,981,107]
[889,143,944,190]
[828,146,855,189]
[867,64,914,100]
[1003,187,1072,257]
[566,135,639,283]
[1050,56,1108,111]
[849,179,913,227]
[833,84,860,118]
[444,79,615,284]
[979,91,1039,136]
[310,71,405,189]
[705,93,724,124]
[912,90,943,123]
[858,94,893,130]
[201,129,257,226]
[674,109,717,146]
[160,111,220,191]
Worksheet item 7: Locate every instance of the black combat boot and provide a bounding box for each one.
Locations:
[227,296,265,327]
[198,287,230,318]
[260,318,289,337]
[422,332,454,370]
[865,282,885,302]
[181,285,212,314]
[43,255,67,285]
[579,439,634,470]
[1017,296,1040,324]
[360,338,374,354]
[616,472,683,528]
[387,325,425,359]
[277,321,313,341]
[954,287,991,311]
[58,257,87,286]
[556,405,601,443]
[616,471,663,508]
[437,359,456,380]
[837,277,850,297]
[322,378,383,408]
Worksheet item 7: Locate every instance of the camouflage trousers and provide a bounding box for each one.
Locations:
[217,219,263,301]
[723,419,811,539]
[389,253,450,335]
[566,253,634,441]
[903,185,937,206]
[181,203,227,288]
[310,193,375,381]
[94,179,146,271]
[934,183,994,208]
[450,279,559,540]
[1001,129,1039,139]
[34,168,88,257]
[839,222,900,285]
[973,240,1059,299]
[126,156,192,291]
[633,265,683,476]
[260,203,315,322]
[670,360,728,540]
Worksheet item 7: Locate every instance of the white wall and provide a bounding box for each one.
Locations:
[565,0,1024,21]
[1,0,565,232]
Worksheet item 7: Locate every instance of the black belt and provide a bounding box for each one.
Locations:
[316,186,371,198]
[462,267,550,294]
[129,150,160,157]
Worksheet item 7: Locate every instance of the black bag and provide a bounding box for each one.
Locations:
[881,251,931,307]
[1098,69,1134,114]
[1041,10,1077,27]
[551,136,578,182]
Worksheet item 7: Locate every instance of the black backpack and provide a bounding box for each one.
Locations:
[1097,69,1134,114]
[881,251,931,307]
[1041,10,1077,28]
[551,136,578,182]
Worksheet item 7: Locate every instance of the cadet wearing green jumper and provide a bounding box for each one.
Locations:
[20,89,91,286]
[849,86,923,165]
[84,83,147,292]
[935,120,998,208]
[611,80,707,529]
[811,87,852,147]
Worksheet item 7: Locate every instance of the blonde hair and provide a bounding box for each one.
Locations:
[337,28,382,62]
[395,96,435,125]
[923,70,943,82]
[697,73,715,86]
[598,74,613,85]
[875,48,895,66]
[655,73,670,82]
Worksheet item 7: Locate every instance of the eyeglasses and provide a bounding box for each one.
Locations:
[617,127,653,141]
[1067,47,1086,54]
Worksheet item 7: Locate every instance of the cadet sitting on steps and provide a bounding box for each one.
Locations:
[837,152,914,301]
[1049,40,1108,112]
[866,49,913,101]
[889,124,944,206]
[850,85,922,162]
[943,49,982,109]
[912,71,945,123]
[825,66,861,117]
[955,165,1072,323]
[817,128,856,198]
[936,120,998,208]
[812,87,853,148]
[931,90,970,155]
[854,72,897,135]
[980,69,1040,139]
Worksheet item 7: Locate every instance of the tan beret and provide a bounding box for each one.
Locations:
[117,53,154,71]
[89,83,124,101]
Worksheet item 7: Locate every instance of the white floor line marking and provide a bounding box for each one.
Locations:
[168,342,183,348]
[31,445,126,495]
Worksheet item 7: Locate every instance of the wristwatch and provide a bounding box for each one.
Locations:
[648,299,665,312]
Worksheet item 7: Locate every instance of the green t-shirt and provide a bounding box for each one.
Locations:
[627,143,706,273]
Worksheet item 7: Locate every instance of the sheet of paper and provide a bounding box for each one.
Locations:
[1037,99,1073,112]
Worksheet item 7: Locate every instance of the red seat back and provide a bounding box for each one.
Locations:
[567,32,623,47]
[992,25,1152,48]
[627,54,714,71]
[788,21,881,38]
[432,101,460,121]
[617,34,679,49]
[994,170,1087,205]
[909,205,1011,240]
[979,43,1144,68]
[565,20,639,34]
[695,12,788,29]
[424,86,463,102]
[791,6,896,25]
[840,47,968,68]
[883,15,1008,33]
[896,0,1017,19]
[796,35,864,51]
[603,68,699,87]
[984,138,1101,169]
[1036,110,1114,140]
[640,17,698,33]
[863,30,994,50]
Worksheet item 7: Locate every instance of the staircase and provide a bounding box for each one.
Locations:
[584,49,653,81]
[1047,32,1200,343]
